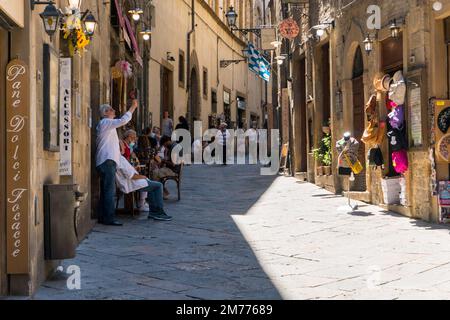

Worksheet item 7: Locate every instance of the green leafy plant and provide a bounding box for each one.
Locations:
[312,133,332,166]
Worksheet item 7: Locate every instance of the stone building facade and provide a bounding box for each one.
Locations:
[284,0,450,223]
[148,0,271,133]
[0,0,273,297]
[0,0,112,296]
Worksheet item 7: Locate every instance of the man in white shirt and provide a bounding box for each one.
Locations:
[215,122,231,165]
[96,100,138,226]
[116,156,172,221]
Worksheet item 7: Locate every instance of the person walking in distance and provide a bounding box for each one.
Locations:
[161,111,173,138]
[96,100,138,226]
[216,122,230,165]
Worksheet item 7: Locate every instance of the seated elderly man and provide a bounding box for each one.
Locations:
[119,129,138,162]
[116,155,172,221]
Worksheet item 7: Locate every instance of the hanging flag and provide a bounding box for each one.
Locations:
[245,43,271,82]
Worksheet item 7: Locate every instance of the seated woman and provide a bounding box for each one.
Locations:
[119,129,138,162]
[116,155,172,221]
[150,136,178,199]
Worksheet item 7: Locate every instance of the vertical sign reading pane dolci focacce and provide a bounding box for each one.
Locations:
[6,59,29,274]
[59,58,72,175]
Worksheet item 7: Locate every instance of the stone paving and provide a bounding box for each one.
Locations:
[32,164,450,300]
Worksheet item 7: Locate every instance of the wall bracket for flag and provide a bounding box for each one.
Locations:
[220,59,247,68]
[231,27,261,38]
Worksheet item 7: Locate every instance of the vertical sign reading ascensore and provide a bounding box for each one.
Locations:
[59,58,72,175]
[6,59,29,274]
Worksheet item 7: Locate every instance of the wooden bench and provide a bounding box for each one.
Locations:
[160,162,184,201]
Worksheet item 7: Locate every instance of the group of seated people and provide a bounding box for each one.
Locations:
[116,125,180,221]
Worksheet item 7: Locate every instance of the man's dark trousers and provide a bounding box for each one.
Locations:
[222,132,227,165]
[97,160,117,224]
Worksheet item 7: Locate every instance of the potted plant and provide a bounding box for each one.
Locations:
[312,133,332,176]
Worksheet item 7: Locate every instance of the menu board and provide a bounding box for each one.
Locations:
[409,87,422,147]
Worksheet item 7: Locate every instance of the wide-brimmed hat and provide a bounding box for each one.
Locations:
[220,122,228,127]
[373,73,391,92]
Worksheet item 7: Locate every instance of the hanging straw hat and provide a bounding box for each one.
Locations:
[373,72,391,92]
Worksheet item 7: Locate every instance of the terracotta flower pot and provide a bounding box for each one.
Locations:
[316,166,324,176]
[324,166,331,176]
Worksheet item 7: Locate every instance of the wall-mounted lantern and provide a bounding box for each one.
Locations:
[363,34,374,55]
[225,6,261,37]
[389,19,401,39]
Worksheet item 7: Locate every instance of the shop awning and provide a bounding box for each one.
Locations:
[124,16,143,67]
[114,0,143,67]
[0,0,24,28]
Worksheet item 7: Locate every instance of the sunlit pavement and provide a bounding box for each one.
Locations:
[33,164,450,300]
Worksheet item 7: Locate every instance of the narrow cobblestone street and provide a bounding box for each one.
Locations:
[34,164,450,300]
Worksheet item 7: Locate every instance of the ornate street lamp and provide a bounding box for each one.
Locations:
[30,1,61,37]
[83,11,97,37]
[129,0,144,21]
[390,19,401,39]
[225,6,238,28]
[140,26,152,41]
[225,6,261,37]
[363,34,374,55]
[270,40,282,48]
[31,0,98,38]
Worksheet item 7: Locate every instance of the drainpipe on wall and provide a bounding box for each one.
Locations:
[186,0,195,121]
[263,0,268,129]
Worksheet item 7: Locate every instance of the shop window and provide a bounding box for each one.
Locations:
[178,50,185,88]
[43,44,60,152]
[381,34,403,73]
[211,89,217,114]
[224,90,231,125]
[203,67,208,99]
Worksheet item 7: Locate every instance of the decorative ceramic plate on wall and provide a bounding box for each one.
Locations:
[437,133,450,162]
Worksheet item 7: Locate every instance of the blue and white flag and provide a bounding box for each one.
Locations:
[245,43,271,82]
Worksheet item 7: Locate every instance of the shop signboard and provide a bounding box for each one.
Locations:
[261,28,277,51]
[6,59,29,274]
[278,18,300,40]
[407,69,427,149]
[224,91,230,105]
[59,58,72,176]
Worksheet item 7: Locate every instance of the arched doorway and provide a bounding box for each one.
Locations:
[351,46,367,191]
[188,68,200,132]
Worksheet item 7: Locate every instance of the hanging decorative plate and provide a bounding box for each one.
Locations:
[438,106,450,134]
[437,133,450,162]
[278,18,300,40]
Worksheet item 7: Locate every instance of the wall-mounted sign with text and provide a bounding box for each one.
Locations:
[59,58,72,176]
[6,59,30,274]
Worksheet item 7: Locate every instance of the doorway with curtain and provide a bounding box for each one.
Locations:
[188,68,200,133]
[352,46,367,191]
